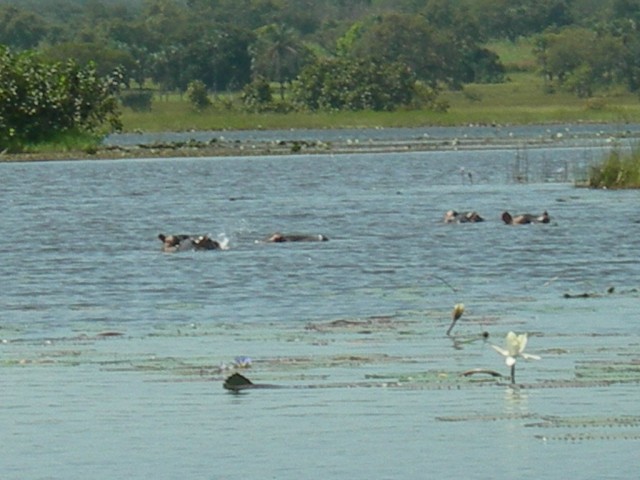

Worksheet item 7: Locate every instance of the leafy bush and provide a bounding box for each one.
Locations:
[120,89,154,112]
[0,46,123,152]
[240,77,295,113]
[291,57,418,111]
[241,77,272,111]
[186,80,211,110]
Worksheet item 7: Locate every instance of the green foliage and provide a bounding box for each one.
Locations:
[43,42,137,82]
[461,47,506,84]
[0,46,123,152]
[487,38,537,72]
[588,147,640,189]
[535,27,626,97]
[342,12,504,89]
[291,57,418,111]
[251,23,312,98]
[241,77,272,111]
[186,80,211,110]
[469,0,574,41]
[0,5,48,50]
[120,89,154,111]
[8,0,640,118]
[346,13,450,87]
[150,27,254,92]
[240,77,295,113]
[118,70,640,133]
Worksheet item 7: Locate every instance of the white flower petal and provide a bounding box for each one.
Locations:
[516,333,528,353]
[521,353,541,361]
[505,356,517,367]
[492,344,510,356]
[505,331,521,356]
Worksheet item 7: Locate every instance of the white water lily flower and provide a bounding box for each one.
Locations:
[492,332,541,383]
[492,331,541,365]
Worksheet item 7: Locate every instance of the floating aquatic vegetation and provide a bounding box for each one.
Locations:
[449,332,490,350]
[366,370,451,384]
[528,415,640,442]
[364,367,505,387]
[527,415,640,429]
[96,355,228,378]
[435,413,640,442]
[534,432,640,441]
[575,360,640,383]
[305,315,410,333]
[436,413,536,423]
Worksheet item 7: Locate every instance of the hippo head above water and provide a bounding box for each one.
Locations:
[443,210,485,223]
[501,211,550,225]
[158,233,222,252]
[264,232,329,243]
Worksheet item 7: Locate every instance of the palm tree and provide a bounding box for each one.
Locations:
[251,23,307,100]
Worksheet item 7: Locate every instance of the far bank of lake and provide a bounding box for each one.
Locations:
[3,122,640,162]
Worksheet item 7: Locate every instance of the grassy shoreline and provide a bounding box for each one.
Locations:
[117,71,640,132]
[4,70,640,163]
[2,110,638,163]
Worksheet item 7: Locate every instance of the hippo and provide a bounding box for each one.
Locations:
[264,232,329,242]
[443,210,485,223]
[501,211,550,225]
[223,373,283,392]
[158,233,222,252]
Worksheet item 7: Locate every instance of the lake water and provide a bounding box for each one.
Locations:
[2,135,640,479]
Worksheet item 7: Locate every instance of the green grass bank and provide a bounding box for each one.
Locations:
[121,72,640,133]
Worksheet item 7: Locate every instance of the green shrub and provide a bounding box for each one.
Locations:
[120,89,154,112]
[241,77,273,112]
[186,80,211,110]
[291,57,418,111]
[0,46,122,152]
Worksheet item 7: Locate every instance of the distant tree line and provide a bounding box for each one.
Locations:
[2,0,640,125]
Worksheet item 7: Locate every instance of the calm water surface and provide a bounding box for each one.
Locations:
[2,140,639,479]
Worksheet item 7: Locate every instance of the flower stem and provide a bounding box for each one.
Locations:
[510,364,516,384]
[446,319,457,336]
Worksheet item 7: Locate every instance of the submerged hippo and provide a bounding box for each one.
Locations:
[501,211,550,225]
[443,210,485,223]
[264,232,329,243]
[223,373,283,392]
[158,233,222,252]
